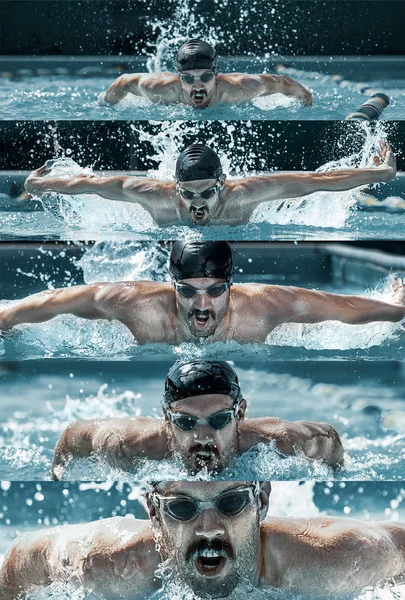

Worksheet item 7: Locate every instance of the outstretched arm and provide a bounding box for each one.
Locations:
[51,418,168,480]
[24,164,174,218]
[0,282,135,331]
[236,141,396,210]
[244,418,344,468]
[260,276,405,329]
[264,517,405,594]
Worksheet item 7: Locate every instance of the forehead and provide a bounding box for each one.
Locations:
[169,393,233,415]
[156,480,250,498]
[177,277,225,287]
[179,179,217,192]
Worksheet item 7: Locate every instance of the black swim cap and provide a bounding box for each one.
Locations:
[176,39,217,72]
[163,360,243,407]
[170,241,233,282]
[176,144,223,182]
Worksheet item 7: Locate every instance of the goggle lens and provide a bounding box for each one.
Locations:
[161,489,253,522]
[175,282,229,298]
[216,490,252,517]
[180,71,215,84]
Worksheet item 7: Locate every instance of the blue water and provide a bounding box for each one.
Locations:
[1,66,404,120]
[1,361,405,481]
[1,481,405,599]
[1,194,405,242]
[1,240,404,361]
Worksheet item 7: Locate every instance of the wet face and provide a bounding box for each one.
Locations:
[165,394,246,474]
[149,481,265,598]
[179,69,217,109]
[175,277,230,339]
[177,178,225,225]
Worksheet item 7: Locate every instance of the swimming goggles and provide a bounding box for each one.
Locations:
[152,484,258,522]
[173,281,230,299]
[176,180,221,201]
[166,406,238,431]
[179,70,216,84]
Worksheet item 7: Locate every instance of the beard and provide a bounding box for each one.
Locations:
[186,305,227,339]
[155,515,260,599]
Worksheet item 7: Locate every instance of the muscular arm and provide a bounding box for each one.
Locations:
[241,418,343,468]
[261,283,405,330]
[104,72,180,105]
[0,282,138,331]
[235,164,395,211]
[51,418,168,480]
[24,166,175,221]
[264,517,405,593]
[219,73,312,105]
[0,519,158,600]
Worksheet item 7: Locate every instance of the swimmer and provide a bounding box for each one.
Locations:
[2,481,405,600]
[24,140,397,226]
[50,360,344,479]
[103,39,313,109]
[1,241,405,345]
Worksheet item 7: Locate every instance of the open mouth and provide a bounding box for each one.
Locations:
[194,548,227,577]
[191,90,207,106]
[195,448,215,467]
[193,311,210,326]
[191,207,208,221]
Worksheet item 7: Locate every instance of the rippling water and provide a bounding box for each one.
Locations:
[1,363,405,480]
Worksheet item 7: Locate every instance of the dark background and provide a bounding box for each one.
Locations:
[1,1,405,56]
[1,120,403,171]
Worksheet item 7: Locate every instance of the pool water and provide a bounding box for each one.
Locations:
[1,61,404,121]
[1,120,402,241]
[1,361,405,481]
[2,190,405,242]
[1,240,404,361]
[1,481,405,599]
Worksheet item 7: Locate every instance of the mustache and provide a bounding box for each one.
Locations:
[189,443,219,457]
[186,538,235,562]
[188,308,214,319]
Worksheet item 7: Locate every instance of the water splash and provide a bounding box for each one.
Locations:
[29,120,393,233]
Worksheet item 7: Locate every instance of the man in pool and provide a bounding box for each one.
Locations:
[1,240,405,344]
[50,360,344,479]
[2,481,405,599]
[24,140,397,226]
[103,38,313,109]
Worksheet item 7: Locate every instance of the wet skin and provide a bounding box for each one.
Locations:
[2,481,405,599]
[1,275,405,346]
[103,68,314,109]
[24,142,397,227]
[51,393,343,479]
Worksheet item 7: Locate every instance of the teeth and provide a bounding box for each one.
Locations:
[198,549,221,558]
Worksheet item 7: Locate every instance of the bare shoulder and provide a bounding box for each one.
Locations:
[94,280,173,305]
[218,72,262,87]
[138,72,181,102]
[262,515,393,548]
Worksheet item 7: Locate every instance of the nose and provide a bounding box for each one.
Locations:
[195,508,225,540]
[193,429,215,444]
[194,292,213,310]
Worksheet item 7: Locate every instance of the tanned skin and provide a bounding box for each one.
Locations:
[2,482,405,600]
[24,142,396,226]
[1,273,405,344]
[50,393,344,480]
[103,69,314,109]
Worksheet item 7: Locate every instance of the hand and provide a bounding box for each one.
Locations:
[24,162,53,194]
[373,140,397,181]
[300,88,313,106]
[389,276,405,306]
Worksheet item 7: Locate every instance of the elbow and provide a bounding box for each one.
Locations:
[323,424,344,468]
